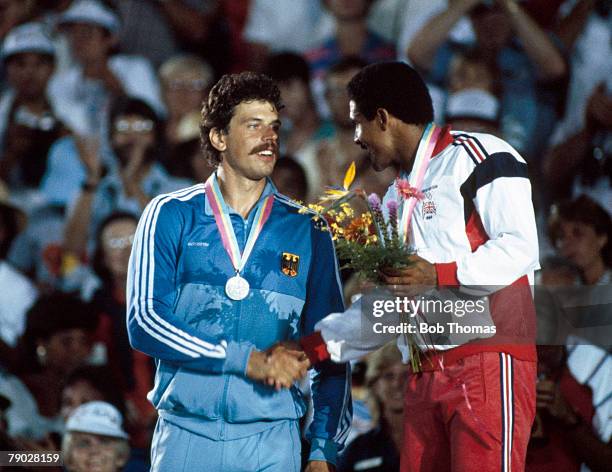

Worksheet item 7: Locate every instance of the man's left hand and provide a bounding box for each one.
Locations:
[380,255,437,286]
[305,461,335,472]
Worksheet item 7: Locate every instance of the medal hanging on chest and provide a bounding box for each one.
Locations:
[205,175,274,301]
[225,274,250,301]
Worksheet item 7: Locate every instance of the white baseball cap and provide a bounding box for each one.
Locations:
[445,88,500,124]
[1,22,55,61]
[58,0,121,34]
[66,401,129,439]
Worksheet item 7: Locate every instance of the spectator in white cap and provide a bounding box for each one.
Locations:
[0,22,69,200]
[47,0,164,136]
[62,401,130,472]
[444,88,501,135]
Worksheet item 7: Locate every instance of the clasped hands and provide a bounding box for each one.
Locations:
[380,254,437,296]
[246,342,311,390]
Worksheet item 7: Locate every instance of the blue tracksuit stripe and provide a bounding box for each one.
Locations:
[335,366,352,444]
[129,184,227,359]
[141,186,224,355]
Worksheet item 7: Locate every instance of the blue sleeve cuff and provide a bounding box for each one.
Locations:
[308,437,338,465]
[222,341,255,375]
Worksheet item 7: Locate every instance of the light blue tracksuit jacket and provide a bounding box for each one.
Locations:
[126,178,352,464]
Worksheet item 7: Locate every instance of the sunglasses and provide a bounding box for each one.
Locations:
[105,234,134,249]
[114,119,154,134]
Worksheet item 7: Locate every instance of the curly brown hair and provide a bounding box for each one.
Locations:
[200,71,283,166]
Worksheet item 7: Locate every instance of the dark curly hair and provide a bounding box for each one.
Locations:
[200,72,283,166]
[347,61,433,125]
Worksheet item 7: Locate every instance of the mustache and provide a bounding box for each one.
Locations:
[249,143,278,155]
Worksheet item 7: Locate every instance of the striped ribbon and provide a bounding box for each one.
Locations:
[204,175,274,275]
[399,122,442,245]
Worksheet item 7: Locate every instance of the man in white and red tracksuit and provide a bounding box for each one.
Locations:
[300,61,539,472]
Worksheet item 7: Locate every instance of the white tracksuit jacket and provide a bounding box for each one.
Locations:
[310,127,540,365]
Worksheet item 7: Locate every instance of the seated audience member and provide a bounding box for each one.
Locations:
[60,97,190,259]
[547,195,611,285]
[442,49,502,134]
[158,55,214,182]
[159,54,213,151]
[306,0,396,81]
[306,0,396,117]
[115,0,223,70]
[314,57,395,200]
[543,76,611,213]
[534,256,580,345]
[526,345,606,472]
[0,182,36,359]
[444,88,501,135]
[60,366,125,424]
[407,0,567,162]
[60,365,152,466]
[565,342,612,471]
[264,52,333,170]
[6,203,66,290]
[0,22,68,205]
[544,0,610,211]
[86,213,156,437]
[272,156,309,202]
[62,401,130,472]
[338,343,406,472]
[48,0,163,136]
[446,49,498,95]
[17,293,96,422]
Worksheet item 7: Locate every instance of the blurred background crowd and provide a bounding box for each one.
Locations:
[0,0,609,471]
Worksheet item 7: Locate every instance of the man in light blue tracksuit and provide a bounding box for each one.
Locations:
[127,71,351,471]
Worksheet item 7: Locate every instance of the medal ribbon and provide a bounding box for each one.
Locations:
[399,122,442,245]
[205,175,274,275]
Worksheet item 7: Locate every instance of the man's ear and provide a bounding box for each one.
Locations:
[376,108,389,130]
[209,127,227,152]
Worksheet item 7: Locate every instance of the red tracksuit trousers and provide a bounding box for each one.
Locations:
[401,352,536,472]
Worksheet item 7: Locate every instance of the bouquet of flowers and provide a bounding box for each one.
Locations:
[300,162,426,371]
[301,162,420,283]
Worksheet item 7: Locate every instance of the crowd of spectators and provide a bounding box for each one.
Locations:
[0,0,610,471]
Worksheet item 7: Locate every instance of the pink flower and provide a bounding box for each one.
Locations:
[396,179,424,201]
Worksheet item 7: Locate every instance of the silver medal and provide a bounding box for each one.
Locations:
[225,274,250,301]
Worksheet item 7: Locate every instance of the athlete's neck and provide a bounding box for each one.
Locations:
[216,166,267,218]
[396,124,426,174]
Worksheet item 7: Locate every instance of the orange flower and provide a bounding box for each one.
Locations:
[344,215,375,244]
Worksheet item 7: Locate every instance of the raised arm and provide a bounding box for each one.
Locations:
[496,0,566,81]
[407,0,481,72]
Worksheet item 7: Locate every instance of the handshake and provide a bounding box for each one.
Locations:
[246,341,312,390]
